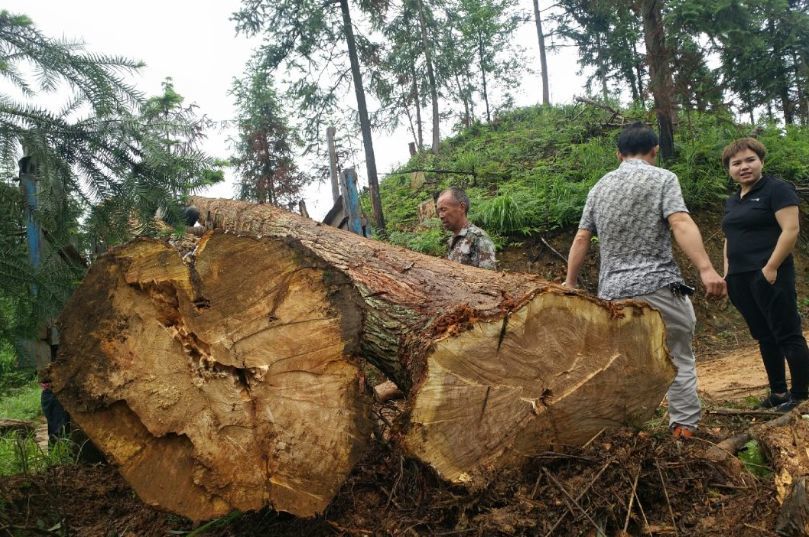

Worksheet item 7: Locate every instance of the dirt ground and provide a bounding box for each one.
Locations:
[0,331,797,536]
[2,212,807,536]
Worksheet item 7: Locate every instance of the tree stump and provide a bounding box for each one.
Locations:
[50,197,675,521]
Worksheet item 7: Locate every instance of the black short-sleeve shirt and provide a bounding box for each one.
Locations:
[722,175,800,275]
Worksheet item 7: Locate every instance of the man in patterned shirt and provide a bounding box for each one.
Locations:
[437,187,496,270]
[564,123,726,439]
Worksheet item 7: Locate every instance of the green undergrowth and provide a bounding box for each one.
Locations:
[0,345,76,476]
[0,433,75,476]
[368,104,809,250]
[0,343,36,395]
[738,439,773,478]
[0,382,41,421]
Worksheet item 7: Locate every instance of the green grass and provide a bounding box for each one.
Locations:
[0,346,76,477]
[0,382,42,421]
[366,105,809,248]
[0,433,75,476]
[0,343,36,394]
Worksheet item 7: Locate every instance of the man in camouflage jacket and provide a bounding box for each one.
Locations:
[437,187,496,270]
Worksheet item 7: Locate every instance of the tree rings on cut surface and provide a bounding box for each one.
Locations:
[404,291,673,484]
[52,235,370,521]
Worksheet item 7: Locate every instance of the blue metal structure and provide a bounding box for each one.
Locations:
[340,168,364,236]
[19,157,41,289]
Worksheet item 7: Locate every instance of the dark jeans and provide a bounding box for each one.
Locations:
[727,265,809,399]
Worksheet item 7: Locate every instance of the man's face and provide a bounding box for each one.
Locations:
[727,148,764,187]
[437,193,467,233]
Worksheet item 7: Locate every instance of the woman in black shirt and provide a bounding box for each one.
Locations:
[721,138,809,411]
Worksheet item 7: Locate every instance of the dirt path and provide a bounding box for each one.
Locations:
[697,331,809,403]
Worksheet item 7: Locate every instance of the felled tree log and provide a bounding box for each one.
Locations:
[190,198,674,481]
[52,197,674,521]
[52,235,371,521]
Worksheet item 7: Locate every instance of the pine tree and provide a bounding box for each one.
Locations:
[0,13,222,345]
[233,0,387,232]
[230,66,311,207]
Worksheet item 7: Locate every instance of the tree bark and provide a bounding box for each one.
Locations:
[639,0,675,159]
[457,75,471,127]
[189,199,675,484]
[633,40,645,98]
[478,32,491,123]
[52,197,675,521]
[338,0,385,232]
[410,59,424,149]
[416,0,441,153]
[765,17,795,125]
[532,0,550,105]
[596,33,610,101]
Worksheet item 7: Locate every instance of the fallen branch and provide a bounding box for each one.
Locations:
[655,461,679,537]
[707,408,780,418]
[542,463,611,537]
[706,412,794,463]
[0,419,36,435]
[543,468,602,535]
[623,467,640,533]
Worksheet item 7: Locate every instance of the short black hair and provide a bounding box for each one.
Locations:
[439,187,470,214]
[617,122,658,156]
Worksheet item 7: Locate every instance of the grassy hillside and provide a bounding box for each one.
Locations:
[370,104,809,255]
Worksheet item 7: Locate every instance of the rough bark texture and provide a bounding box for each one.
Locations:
[52,197,676,520]
[191,198,674,481]
[639,0,675,159]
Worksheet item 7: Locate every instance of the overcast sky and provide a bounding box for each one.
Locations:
[8,0,585,219]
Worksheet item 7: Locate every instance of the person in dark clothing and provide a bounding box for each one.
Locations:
[721,138,809,412]
[40,379,70,443]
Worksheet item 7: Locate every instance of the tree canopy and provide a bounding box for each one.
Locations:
[0,13,222,345]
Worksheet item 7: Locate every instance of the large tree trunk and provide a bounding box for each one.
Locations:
[339,0,385,232]
[478,32,491,123]
[532,0,550,105]
[639,0,676,159]
[410,58,424,149]
[416,0,441,153]
[51,198,675,521]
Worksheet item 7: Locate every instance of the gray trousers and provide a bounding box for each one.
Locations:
[631,287,700,428]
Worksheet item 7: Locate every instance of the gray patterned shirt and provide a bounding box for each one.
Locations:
[447,224,497,270]
[579,159,687,300]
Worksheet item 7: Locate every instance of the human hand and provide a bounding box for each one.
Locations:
[761,265,777,284]
[700,268,727,298]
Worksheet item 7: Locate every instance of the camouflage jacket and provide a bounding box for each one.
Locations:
[447,224,497,270]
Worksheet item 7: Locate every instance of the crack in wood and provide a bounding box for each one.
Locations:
[480,386,491,421]
[496,313,509,353]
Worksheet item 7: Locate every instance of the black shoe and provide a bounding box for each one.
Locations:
[758,392,790,409]
[774,397,798,413]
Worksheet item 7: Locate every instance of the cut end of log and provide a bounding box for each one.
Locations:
[404,291,674,484]
[52,235,371,521]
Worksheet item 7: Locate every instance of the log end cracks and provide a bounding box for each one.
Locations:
[53,235,371,521]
